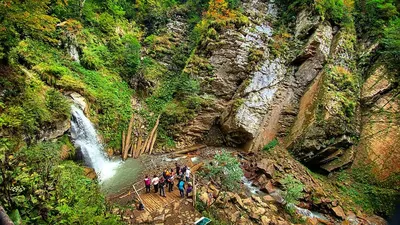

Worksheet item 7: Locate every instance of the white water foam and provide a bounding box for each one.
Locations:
[70,105,120,181]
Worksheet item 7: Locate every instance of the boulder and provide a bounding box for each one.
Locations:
[263,195,276,203]
[200,192,210,205]
[70,92,87,112]
[38,119,70,142]
[332,206,346,220]
[261,180,275,194]
[257,159,275,178]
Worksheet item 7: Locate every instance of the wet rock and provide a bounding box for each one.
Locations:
[70,92,87,112]
[251,195,262,204]
[84,167,97,179]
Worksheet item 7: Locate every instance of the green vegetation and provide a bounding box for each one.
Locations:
[280,175,305,206]
[204,151,244,193]
[336,168,400,216]
[263,139,279,152]
[0,137,120,224]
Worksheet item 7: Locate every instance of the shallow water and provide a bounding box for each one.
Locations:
[100,157,144,195]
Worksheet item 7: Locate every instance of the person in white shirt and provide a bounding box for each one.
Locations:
[151,175,159,193]
[185,167,191,182]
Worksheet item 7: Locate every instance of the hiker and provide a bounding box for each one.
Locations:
[185,167,191,182]
[137,201,144,211]
[175,162,181,176]
[151,175,159,193]
[181,165,187,176]
[165,168,171,192]
[186,182,193,197]
[159,177,166,197]
[144,175,151,193]
[168,168,174,192]
[163,168,169,179]
[178,178,185,198]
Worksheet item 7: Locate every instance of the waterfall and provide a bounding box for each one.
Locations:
[70,105,120,181]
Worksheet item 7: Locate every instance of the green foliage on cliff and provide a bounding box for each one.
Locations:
[0,137,121,224]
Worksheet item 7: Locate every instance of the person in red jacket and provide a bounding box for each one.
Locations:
[144,175,151,193]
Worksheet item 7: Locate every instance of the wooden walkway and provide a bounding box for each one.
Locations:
[140,188,182,213]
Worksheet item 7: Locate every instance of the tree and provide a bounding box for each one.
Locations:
[204,151,244,197]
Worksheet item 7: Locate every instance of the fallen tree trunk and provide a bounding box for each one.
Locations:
[123,115,134,160]
[143,115,160,153]
[121,130,126,156]
[0,206,14,225]
[148,131,158,155]
[135,136,143,158]
[173,144,206,155]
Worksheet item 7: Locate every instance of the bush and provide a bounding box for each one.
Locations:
[280,175,305,206]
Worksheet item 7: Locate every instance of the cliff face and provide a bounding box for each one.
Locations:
[165,0,399,179]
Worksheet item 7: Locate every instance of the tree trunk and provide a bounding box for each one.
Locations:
[148,131,158,155]
[0,206,14,225]
[122,130,126,157]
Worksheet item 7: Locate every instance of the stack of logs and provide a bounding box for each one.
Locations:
[121,115,160,160]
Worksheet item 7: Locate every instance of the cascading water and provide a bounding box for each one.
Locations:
[70,105,120,181]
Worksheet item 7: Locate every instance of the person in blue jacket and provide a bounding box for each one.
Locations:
[177,178,185,198]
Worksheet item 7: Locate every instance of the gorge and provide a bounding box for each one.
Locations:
[0,0,399,224]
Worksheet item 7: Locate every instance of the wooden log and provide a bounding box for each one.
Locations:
[123,115,134,160]
[121,130,126,156]
[143,115,160,153]
[140,135,150,155]
[173,144,206,155]
[148,131,158,155]
[193,174,196,207]
[136,136,143,157]
[131,141,136,158]
[191,162,204,173]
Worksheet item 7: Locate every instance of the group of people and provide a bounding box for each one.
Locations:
[144,162,193,199]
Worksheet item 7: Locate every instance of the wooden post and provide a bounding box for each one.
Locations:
[132,184,145,208]
[193,174,196,207]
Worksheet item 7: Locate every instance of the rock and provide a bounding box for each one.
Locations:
[230,211,241,223]
[269,204,278,213]
[256,174,268,186]
[263,195,275,202]
[295,8,321,39]
[250,206,266,220]
[251,195,262,204]
[70,92,87,112]
[153,214,165,222]
[257,159,275,178]
[261,180,275,194]
[261,216,271,225]
[200,192,209,205]
[84,167,97,179]
[332,206,346,220]
[135,211,152,224]
[243,198,253,206]
[232,193,246,209]
[307,218,319,225]
[38,119,70,142]
[60,144,71,160]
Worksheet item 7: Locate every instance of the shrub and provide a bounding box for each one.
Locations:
[280,174,305,206]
